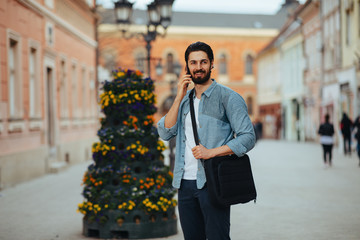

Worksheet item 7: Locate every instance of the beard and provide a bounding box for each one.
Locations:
[191,68,212,84]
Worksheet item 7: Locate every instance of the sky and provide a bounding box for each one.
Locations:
[97,0,306,15]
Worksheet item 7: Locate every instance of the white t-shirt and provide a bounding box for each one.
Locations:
[183,97,200,180]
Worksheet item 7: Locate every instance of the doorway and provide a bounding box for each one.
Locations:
[46,67,55,148]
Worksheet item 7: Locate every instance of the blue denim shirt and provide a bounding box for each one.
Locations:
[157,80,256,189]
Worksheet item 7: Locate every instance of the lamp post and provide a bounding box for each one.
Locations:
[163,61,182,171]
[114,0,174,79]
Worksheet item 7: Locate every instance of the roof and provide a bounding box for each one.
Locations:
[258,1,310,56]
[98,8,290,30]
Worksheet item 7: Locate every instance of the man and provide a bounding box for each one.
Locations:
[157,41,255,240]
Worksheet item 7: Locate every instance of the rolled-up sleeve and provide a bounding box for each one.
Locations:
[225,93,256,156]
[157,115,178,141]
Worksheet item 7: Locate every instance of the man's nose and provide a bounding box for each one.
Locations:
[195,62,202,70]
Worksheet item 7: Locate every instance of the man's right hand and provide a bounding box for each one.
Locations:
[164,74,192,128]
[176,74,192,102]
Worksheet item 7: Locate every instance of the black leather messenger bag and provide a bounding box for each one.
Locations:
[189,89,257,208]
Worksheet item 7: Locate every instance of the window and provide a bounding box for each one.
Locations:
[89,70,96,118]
[245,55,254,75]
[346,10,351,45]
[45,22,54,47]
[71,63,78,118]
[8,37,22,119]
[82,67,87,118]
[60,60,68,118]
[102,48,117,72]
[166,53,174,74]
[135,52,146,73]
[29,47,41,118]
[219,53,227,75]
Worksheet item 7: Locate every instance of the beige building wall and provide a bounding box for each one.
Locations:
[340,0,360,117]
[257,47,282,139]
[300,0,322,141]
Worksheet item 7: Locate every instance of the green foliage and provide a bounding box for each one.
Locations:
[78,68,177,224]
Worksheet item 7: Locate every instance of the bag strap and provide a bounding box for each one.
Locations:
[189,89,206,166]
[189,89,200,146]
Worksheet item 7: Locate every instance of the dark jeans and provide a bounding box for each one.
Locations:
[343,136,351,155]
[322,144,333,165]
[178,179,231,240]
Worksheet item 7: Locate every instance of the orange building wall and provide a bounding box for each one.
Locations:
[0,0,98,188]
[98,29,274,123]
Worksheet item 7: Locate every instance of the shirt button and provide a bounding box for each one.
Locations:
[182,155,184,157]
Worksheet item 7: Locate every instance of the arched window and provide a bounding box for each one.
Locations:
[246,96,253,115]
[245,54,254,75]
[135,52,146,73]
[219,53,227,75]
[166,53,174,74]
[101,48,117,72]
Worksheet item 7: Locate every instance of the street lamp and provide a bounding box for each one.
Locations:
[114,0,175,78]
[162,61,181,171]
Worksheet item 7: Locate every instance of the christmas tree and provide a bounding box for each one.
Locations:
[78,68,178,239]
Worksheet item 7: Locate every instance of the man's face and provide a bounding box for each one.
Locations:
[187,51,213,85]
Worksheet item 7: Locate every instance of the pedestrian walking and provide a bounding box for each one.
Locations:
[318,114,335,167]
[340,112,353,156]
[157,41,256,240]
[254,118,263,141]
[353,116,360,167]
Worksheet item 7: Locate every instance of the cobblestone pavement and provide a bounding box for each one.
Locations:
[0,140,359,240]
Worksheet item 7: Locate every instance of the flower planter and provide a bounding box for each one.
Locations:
[79,69,178,239]
[83,210,178,239]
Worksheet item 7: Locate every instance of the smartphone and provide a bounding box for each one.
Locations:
[185,65,190,75]
[185,65,191,88]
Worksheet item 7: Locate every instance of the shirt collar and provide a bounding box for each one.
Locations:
[203,79,217,97]
[186,79,217,101]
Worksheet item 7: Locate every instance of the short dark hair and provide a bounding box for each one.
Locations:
[185,41,214,63]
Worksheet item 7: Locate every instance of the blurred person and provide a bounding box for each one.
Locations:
[318,114,335,167]
[353,116,360,167]
[276,115,282,139]
[157,41,255,240]
[340,112,353,156]
[254,119,263,140]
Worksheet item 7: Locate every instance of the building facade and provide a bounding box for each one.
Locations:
[320,0,343,144]
[257,3,305,141]
[97,4,298,124]
[280,21,305,141]
[257,43,282,139]
[257,0,360,145]
[300,0,322,141]
[340,0,360,119]
[0,0,99,189]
